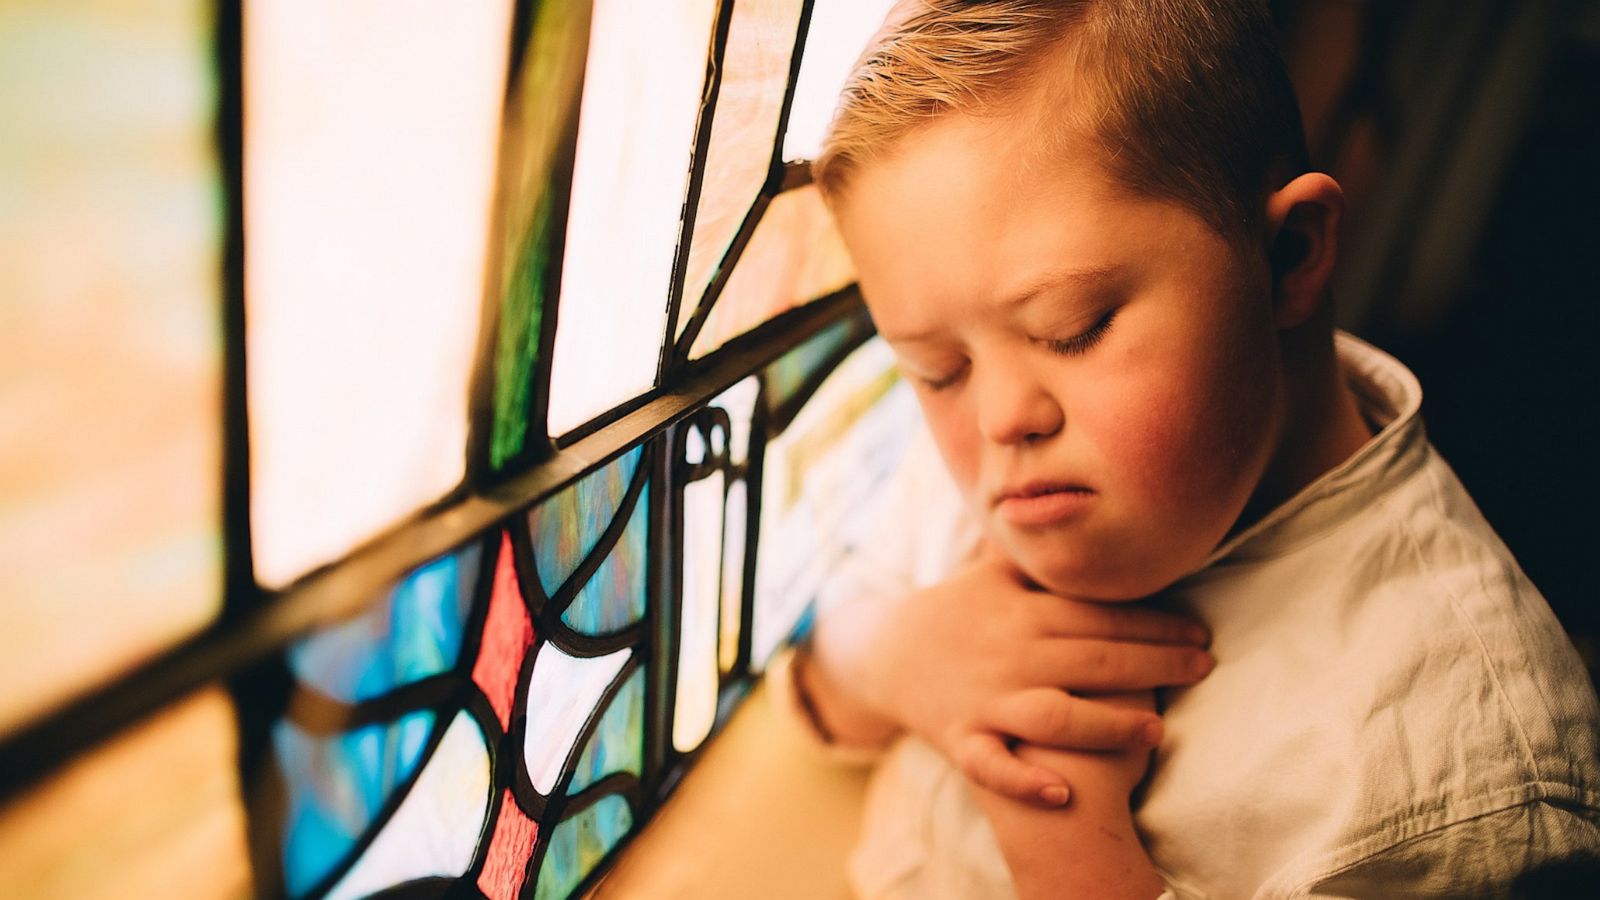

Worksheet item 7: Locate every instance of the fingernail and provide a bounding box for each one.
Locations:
[1192,652,1215,677]
[1141,720,1163,746]
[1187,624,1211,646]
[1039,785,1070,806]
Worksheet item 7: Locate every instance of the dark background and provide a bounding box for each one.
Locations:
[1272,0,1600,661]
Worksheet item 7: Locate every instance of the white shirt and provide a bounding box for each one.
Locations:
[795,333,1600,898]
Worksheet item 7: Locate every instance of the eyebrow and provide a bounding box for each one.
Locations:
[877,264,1125,343]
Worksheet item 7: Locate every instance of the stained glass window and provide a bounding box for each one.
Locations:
[4,2,925,897]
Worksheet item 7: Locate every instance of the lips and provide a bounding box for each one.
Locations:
[992,480,1096,527]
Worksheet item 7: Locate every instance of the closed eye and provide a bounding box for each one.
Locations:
[1043,309,1118,358]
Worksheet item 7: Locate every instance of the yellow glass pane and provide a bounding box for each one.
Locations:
[677,0,806,333]
[689,186,854,359]
[0,0,222,734]
[0,688,249,899]
[548,0,720,436]
[245,1,514,587]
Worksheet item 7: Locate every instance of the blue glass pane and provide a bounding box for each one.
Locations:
[567,668,645,795]
[532,794,634,900]
[764,315,857,414]
[559,483,648,635]
[275,709,436,897]
[288,543,482,703]
[528,447,642,597]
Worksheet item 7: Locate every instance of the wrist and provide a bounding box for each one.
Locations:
[793,641,901,749]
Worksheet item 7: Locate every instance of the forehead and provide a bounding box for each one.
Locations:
[831,112,1192,323]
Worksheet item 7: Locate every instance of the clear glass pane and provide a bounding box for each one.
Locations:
[246,1,514,587]
[523,645,631,794]
[753,339,921,668]
[548,0,720,436]
[324,712,492,900]
[567,667,646,795]
[288,543,483,705]
[674,470,725,752]
[678,0,807,328]
[532,794,634,900]
[0,0,223,734]
[489,0,593,470]
[689,186,855,359]
[782,0,900,162]
[0,688,247,900]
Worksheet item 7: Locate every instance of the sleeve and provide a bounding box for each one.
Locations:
[1298,797,1600,898]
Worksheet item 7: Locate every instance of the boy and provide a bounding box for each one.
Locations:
[774,0,1600,896]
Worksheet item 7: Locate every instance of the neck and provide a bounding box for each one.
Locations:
[1238,318,1373,532]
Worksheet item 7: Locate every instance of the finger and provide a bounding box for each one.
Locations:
[1025,638,1215,690]
[953,732,1073,807]
[1034,601,1210,647]
[983,688,1163,750]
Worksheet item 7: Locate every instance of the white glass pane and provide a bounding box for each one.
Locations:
[674,471,725,752]
[326,712,492,900]
[0,0,222,734]
[753,339,921,668]
[547,0,720,436]
[245,0,513,587]
[523,645,631,794]
[719,376,761,467]
[782,0,900,162]
[678,0,807,327]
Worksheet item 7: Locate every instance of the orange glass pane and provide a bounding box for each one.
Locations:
[689,186,854,359]
[677,0,806,333]
[0,0,222,734]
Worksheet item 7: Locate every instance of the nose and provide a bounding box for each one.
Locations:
[975,359,1064,446]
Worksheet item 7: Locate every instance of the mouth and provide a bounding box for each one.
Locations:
[992,481,1096,527]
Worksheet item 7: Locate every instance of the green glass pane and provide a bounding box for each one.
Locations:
[560,482,649,636]
[566,668,645,795]
[490,0,593,469]
[533,795,634,900]
[527,447,643,598]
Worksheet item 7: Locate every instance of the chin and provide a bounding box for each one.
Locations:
[1007,542,1187,603]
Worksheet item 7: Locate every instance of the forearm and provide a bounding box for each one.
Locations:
[972,745,1164,899]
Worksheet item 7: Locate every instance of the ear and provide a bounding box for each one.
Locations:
[1264,172,1344,330]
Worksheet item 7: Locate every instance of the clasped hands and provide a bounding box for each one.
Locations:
[800,548,1214,806]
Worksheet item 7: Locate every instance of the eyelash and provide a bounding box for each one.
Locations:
[1044,309,1118,358]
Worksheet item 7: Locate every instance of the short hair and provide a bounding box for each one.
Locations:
[814,0,1310,243]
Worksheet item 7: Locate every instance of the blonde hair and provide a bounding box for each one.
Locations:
[814,0,1309,242]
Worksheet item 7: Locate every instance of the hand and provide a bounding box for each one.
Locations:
[805,552,1213,805]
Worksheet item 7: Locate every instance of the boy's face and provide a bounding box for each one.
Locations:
[832,115,1289,601]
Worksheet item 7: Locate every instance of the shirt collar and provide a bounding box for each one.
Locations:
[1199,331,1429,567]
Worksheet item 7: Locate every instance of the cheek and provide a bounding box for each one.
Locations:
[921,399,981,495]
[1089,338,1279,513]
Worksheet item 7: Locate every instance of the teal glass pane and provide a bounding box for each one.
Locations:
[764,315,858,415]
[490,0,593,469]
[560,482,648,635]
[528,447,642,596]
[533,794,634,900]
[288,544,482,704]
[274,710,436,898]
[566,668,645,795]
